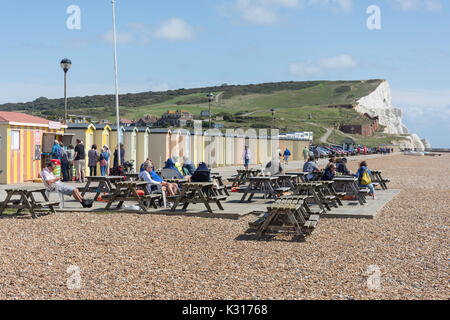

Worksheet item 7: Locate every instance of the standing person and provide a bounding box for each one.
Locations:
[73,139,86,183]
[113,143,125,168]
[66,144,75,182]
[88,145,99,177]
[60,142,69,182]
[364,145,367,155]
[303,146,310,162]
[51,140,63,160]
[103,145,111,176]
[283,148,291,165]
[355,161,376,200]
[243,145,251,170]
[99,147,110,177]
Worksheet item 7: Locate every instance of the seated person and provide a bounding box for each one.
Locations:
[164,158,191,182]
[40,162,93,208]
[322,163,336,181]
[326,157,336,169]
[302,156,320,181]
[265,150,284,176]
[172,155,184,176]
[139,161,178,197]
[336,158,350,175]
[355,161,376,200]
[182,156,196,176]
[140,158,151,172]
[191,162,211,182]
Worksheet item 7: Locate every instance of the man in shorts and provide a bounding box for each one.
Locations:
[73,139,86,183]
[41,162,93,208]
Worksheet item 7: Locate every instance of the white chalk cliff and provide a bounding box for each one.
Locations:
[355,81,425,151]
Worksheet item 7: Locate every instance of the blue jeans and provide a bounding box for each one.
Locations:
[360,183,375,195]
[61,162,68,182]
[100,166,107,176]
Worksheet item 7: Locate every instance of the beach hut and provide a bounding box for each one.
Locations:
[224,131,235,167]
[123,127,138,165]
[191,129,204,166]
[170,128,191,160]
[257,131,269,165]
[109,125,125,167]
[136,127,150,167]
[0,112,67,184]
[233,132,245,166]
[148,129,172,169]
[245,131,258,165]
[94,124,111,151]
[204,129,223,168]
[66,123,96,174]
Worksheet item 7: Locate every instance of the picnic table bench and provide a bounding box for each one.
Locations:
[124,173,140,181]
[284,172,309,184]
[212,175,230,196]
[332,177,366,205]
[81,176,124,201]
[371,170,390,190]
[293,182,340,211]
[240,176,291,202]
[0,187,59,218]
[171,182,226,214]
[229,169,261,187]
[275,174,297,191]
[104,181,161,212]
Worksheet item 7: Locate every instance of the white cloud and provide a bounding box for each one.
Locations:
[289,54,357,77]
[99,30,134,45]
[306,0,352,12]
[154,18,195,41]
[387,0,443,12]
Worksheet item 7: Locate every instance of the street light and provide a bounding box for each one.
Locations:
[60,58,72,123]
[207,92,214,129]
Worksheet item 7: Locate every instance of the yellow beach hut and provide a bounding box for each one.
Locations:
[136,127,150,166]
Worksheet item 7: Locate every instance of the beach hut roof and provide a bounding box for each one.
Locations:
[150,128,171,134]
[124,126,138,132]
[67,123,96,129]
[136,127,150,133]
[0,111,63,127]
[95,124,111,130]
[110,125,125,131]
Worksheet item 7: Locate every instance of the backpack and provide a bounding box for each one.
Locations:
[56,146,64,159]
[361,169,372,185]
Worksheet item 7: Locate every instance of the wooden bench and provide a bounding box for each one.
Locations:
[0,187,59,218]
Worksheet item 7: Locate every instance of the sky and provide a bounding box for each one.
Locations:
[0,0,449,147]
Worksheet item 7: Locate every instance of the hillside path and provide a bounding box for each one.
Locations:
[320,127,333,143]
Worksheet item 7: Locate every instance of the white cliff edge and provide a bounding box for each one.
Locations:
[355,81,425,151]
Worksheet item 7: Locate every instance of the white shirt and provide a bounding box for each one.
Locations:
[41,168,62,190]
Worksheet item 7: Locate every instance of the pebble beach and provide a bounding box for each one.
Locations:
[0,154,448,300]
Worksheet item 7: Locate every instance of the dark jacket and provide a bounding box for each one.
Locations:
[322,168,335,181]
[336,162,350,175]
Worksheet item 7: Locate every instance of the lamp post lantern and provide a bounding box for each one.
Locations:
[207,92,214,129]
[60,58,72,124]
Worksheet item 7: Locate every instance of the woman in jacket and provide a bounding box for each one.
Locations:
[355,161,376,200]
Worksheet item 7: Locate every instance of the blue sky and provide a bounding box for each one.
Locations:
[0,0,449,146]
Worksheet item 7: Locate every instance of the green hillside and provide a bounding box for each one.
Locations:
[0,79,409,146]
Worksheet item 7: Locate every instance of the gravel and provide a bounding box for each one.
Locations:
[0,154,448,300]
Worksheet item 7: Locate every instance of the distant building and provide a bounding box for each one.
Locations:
[340,115,379,136]
[120,118,134,126]
[68,114,94,124]
[136,114,158,127]
[160,110,193,127]
[201,110,211,117]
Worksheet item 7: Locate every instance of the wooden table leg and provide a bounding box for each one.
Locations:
[105,188,121,210]
[171,186,187,212]
[81,180,91,197]
[0,191,13,216]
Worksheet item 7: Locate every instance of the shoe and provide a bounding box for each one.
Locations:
[81,199,94,208]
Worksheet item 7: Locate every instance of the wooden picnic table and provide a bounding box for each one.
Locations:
[212,175,230,196]
[230,169,261,187]
[284,172,309,183]
[104,181,161,212]
[165,178,189,184]
[332,176,366,205]
[81,176,124,201]
[371,170,390,190]
[0,186,59,218]
[171,182,226,214]
[124,173,140,181]
[240,176,291,202]
[274,174,297,190]
[293,182,332,211]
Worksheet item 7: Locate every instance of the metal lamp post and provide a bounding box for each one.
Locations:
[271,108,275,130]
[60,58,72,124]
[207,92,214,129]
[111,0,121,165]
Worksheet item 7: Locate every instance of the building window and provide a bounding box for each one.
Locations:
[11,130,20,150]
